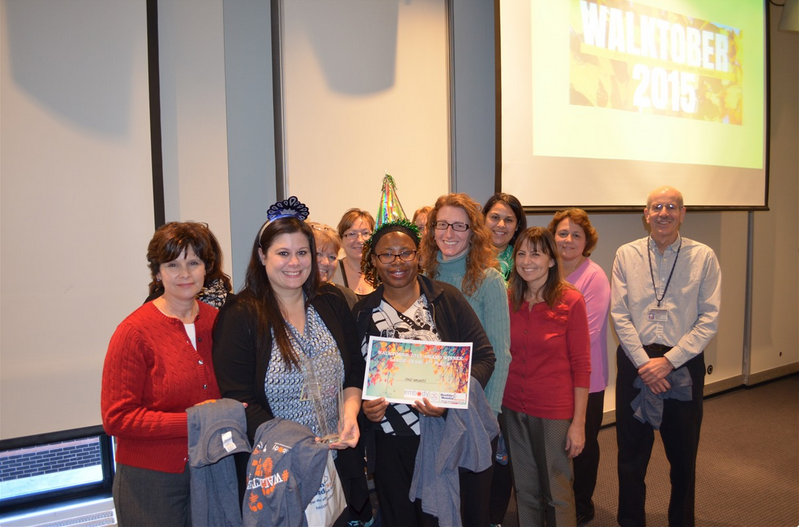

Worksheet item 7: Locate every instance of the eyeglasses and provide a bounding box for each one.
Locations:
[373,250,417,264]
[343,230,371,241]
[649,203,680,212]
[433,221,469,232]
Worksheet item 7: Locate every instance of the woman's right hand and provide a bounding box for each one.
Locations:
[362,397,389,423]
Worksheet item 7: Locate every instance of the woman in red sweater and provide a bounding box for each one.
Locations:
[101,222,222,526]
[502,227,591,527]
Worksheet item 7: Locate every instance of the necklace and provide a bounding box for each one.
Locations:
[563,255,586,276]
[343,258,373,294]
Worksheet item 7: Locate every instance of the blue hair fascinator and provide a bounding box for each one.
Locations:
[267,196,310,222]
[258,196,310,244]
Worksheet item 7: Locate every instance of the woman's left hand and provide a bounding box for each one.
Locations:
[565,421,585,458]
[413,398,446,418]
[328,414,360,450]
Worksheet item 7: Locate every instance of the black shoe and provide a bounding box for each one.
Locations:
[576,510,595,527]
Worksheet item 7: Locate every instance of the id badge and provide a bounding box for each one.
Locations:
[648,308,668,322]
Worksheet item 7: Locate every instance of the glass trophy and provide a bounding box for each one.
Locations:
[302,361,346,444]
[311,382,344,445]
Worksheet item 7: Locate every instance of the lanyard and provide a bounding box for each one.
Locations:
[648,237,681,308]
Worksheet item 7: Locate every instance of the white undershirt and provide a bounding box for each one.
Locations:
[184,323,197,350]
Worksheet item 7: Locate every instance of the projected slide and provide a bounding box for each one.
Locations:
[571,0,741,123]
[499,0,767,209]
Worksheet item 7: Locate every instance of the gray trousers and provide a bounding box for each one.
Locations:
[113,463,191,527]
[502,407,575,527]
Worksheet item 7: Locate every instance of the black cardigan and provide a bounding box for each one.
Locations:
[353,275,496,473]
[212,283,365,440]
[354,274,496,388]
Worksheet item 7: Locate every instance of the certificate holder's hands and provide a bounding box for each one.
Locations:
[565,420,585,459]
[362,397,389,423]
[412,398,445,418]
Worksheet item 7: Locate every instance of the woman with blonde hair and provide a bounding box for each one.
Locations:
[412,204,433,239]
[308,221,358,308]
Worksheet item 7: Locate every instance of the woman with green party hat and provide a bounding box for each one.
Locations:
[353,176,498,526]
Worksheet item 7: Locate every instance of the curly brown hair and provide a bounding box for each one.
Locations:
[420,193,499,296]
[546,208,598,257]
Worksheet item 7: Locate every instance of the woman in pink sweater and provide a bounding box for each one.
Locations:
[502,227,591,527]
[101,222,222,526]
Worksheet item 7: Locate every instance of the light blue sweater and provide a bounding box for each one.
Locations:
[434,252,511,414]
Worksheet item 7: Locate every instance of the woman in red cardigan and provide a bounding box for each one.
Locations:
[502,227,591,527]
[101,222,222,526]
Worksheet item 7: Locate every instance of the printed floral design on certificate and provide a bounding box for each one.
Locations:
[362,336,473,409]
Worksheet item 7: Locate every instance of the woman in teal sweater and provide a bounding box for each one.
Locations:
[420,194,512,524]
[419,193,511,415]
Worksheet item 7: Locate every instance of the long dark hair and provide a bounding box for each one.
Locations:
[509,227,571,312]
[482,192,527,247]
[240,217,320,367]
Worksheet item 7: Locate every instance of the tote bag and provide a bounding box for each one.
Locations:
[304,451,346,527]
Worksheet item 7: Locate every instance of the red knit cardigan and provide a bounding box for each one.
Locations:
[503,288,591,420]
[101,301,220,473]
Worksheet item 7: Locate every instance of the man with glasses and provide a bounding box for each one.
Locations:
[610,186,721,527]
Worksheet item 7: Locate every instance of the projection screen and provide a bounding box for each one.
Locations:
[497,0,768,210]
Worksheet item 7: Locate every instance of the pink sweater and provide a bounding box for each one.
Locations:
[503,288,591,420]
[566,258,611,393]
[101,301,220,473]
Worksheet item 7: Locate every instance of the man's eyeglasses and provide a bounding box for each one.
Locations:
[649,203,680,212]
[433,221,469,232]
[373,250,417,264]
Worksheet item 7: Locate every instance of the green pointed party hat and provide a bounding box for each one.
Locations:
[374,173,408,230]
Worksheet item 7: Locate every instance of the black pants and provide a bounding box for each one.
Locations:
[489,413,514,525]
[334,444,373,524]
[373,430,495,527]
[616,345,705,527]
[572,389,604,524]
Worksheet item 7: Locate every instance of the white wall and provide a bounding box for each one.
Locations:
[748,3,799,378]
[0,0,154,439]
[279,0,451,229]
[157,0,233,279]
